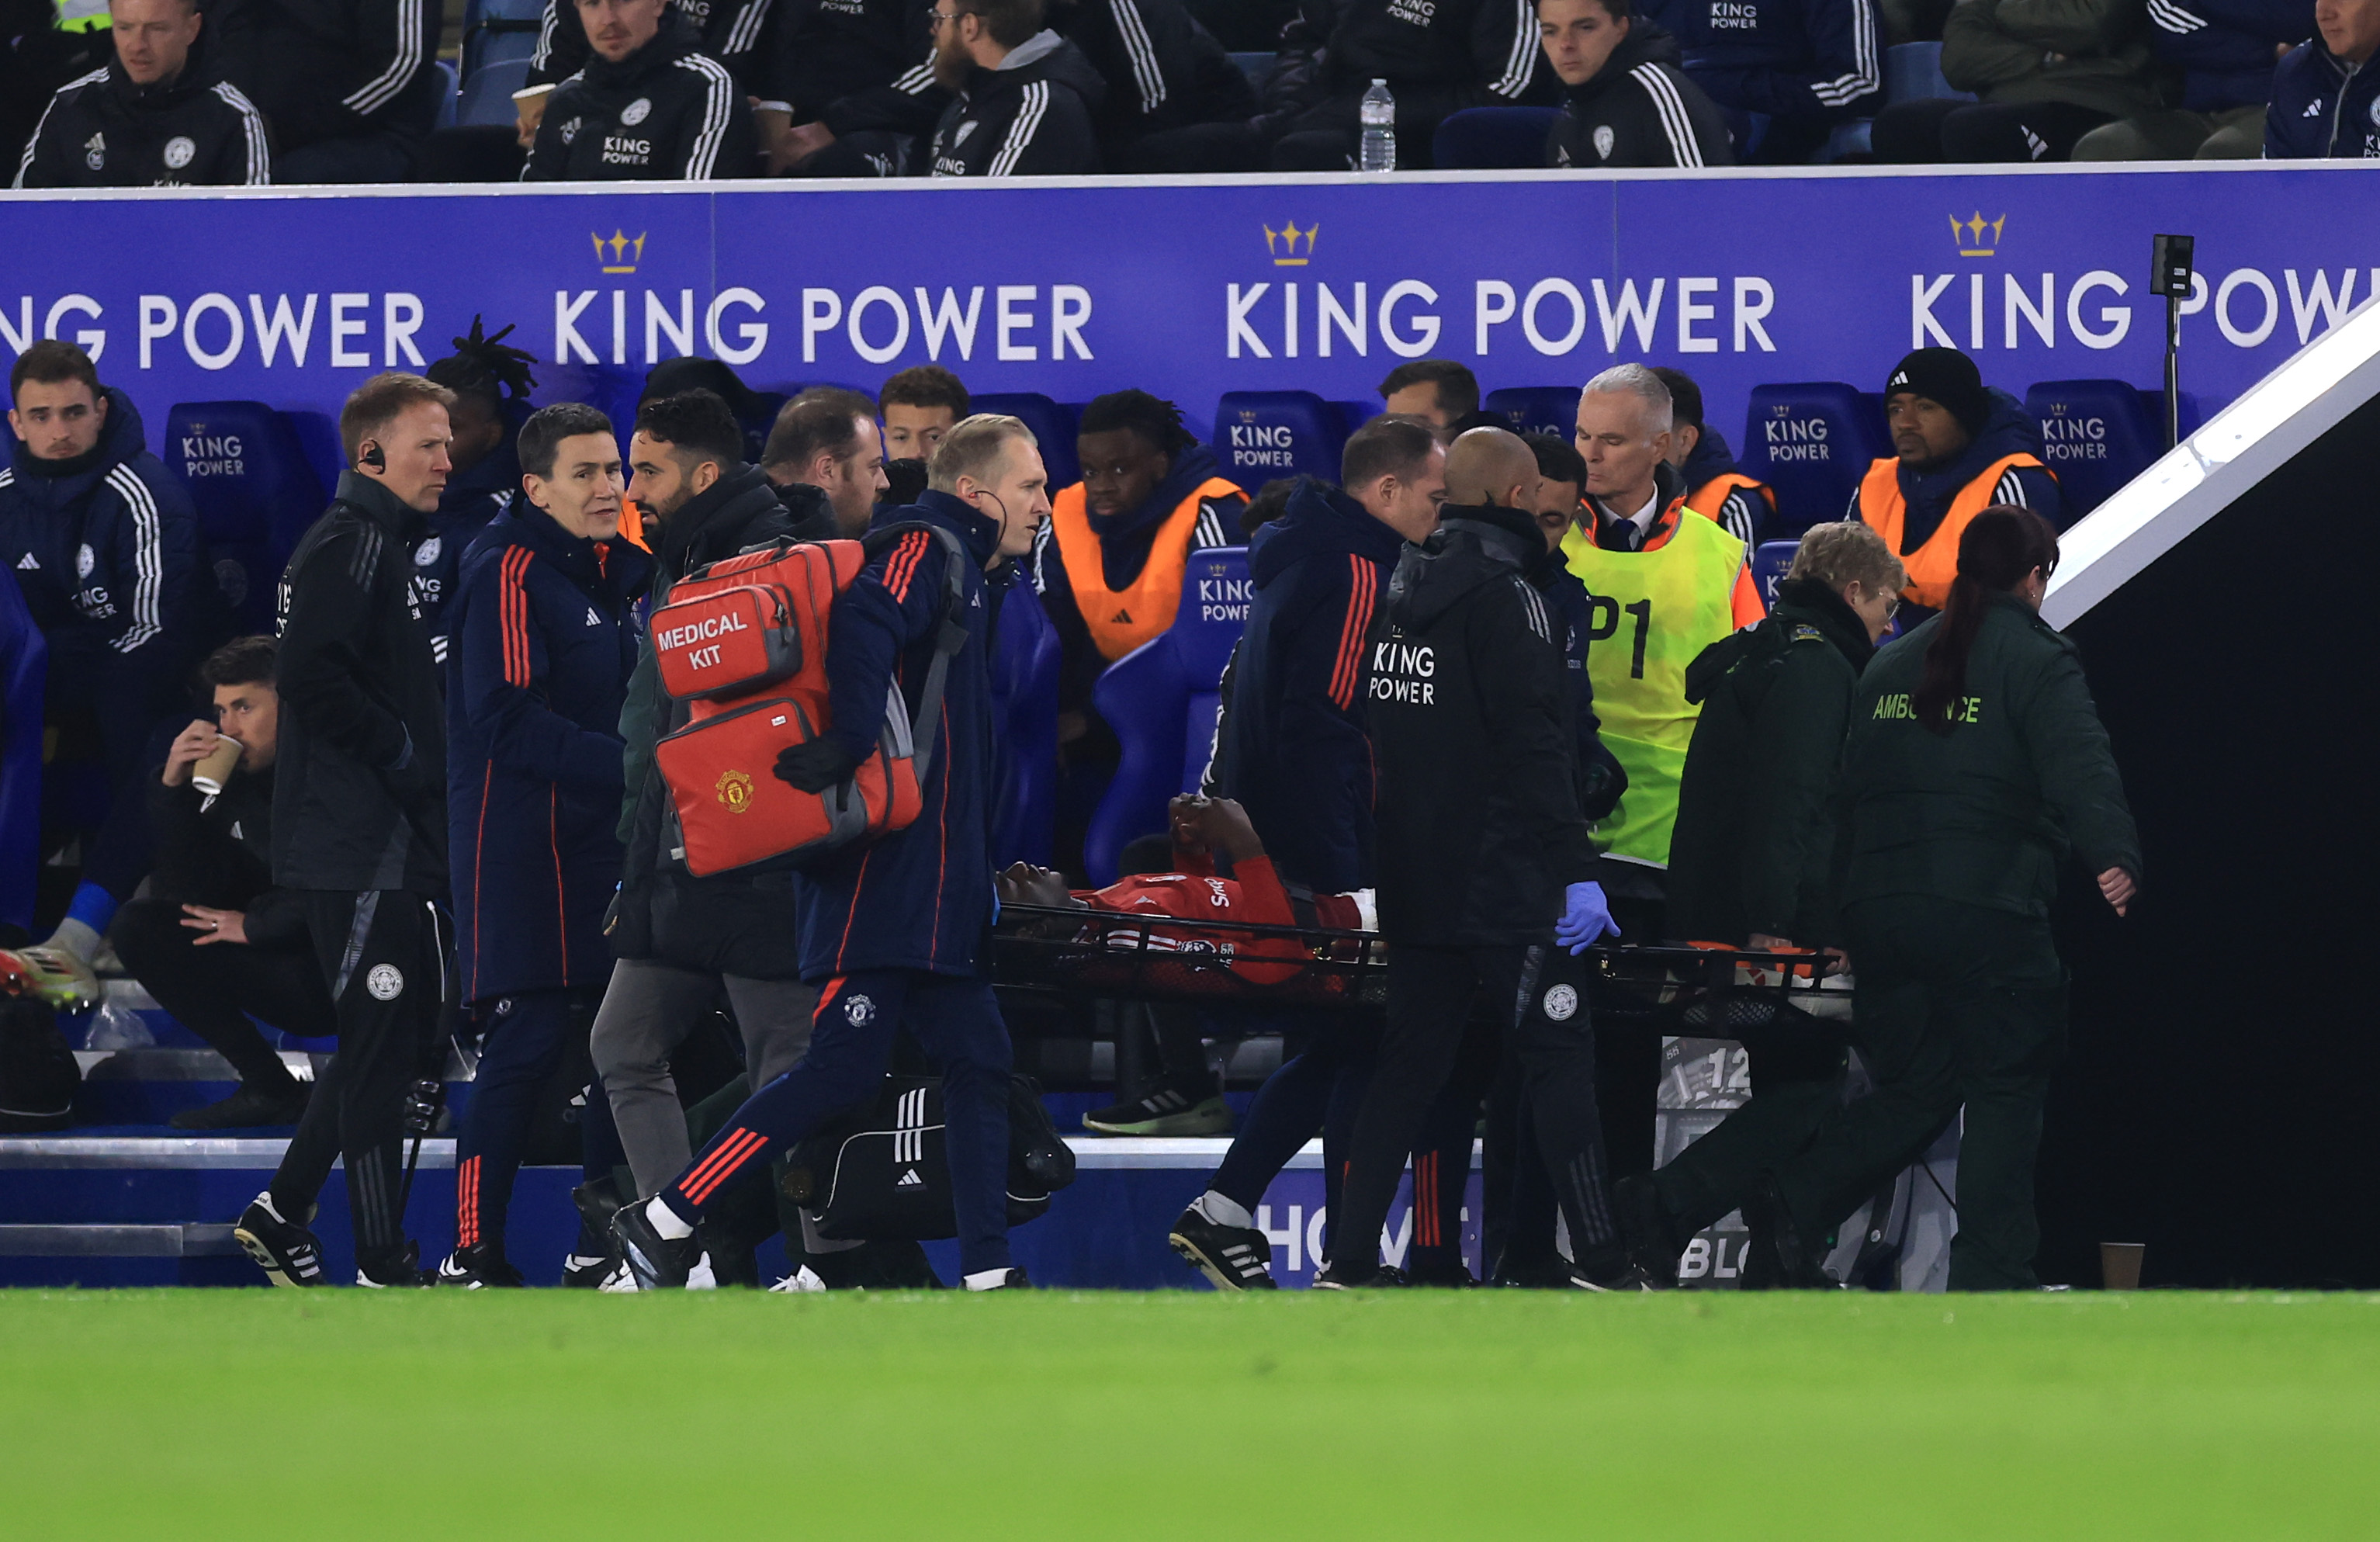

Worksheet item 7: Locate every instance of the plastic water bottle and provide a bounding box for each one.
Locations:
[81,997,153,1051]
[1359,79,1396,172]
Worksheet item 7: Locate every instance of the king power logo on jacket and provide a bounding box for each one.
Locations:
[1369,638,1436,705]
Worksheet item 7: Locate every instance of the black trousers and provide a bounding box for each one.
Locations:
[1332,942,1618,1277]
[272,891,450,1264]
[1773,897,2066,1291]
[1654,1024,1848,1236]
[111,897,330,1090]
[1871,97,2116,164]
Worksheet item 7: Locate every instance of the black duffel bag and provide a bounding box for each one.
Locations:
[781,1074,1076,1242]
[0,990,80,1132]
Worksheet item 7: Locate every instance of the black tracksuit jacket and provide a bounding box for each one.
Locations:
[1050,0,1256,144]
[524,19,754,180]
[210,0,441,152]
[146,762,310,945]
[1666,576,1872,948]
[1367,504,1603,948]
[272,471,447,896]
[1545,23,1737,168]
[13,49,272,187]
[920,30,1105,175]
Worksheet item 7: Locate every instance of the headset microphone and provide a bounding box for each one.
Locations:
[361,441,386,472]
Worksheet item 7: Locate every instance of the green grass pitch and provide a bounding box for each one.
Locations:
[5,1289,2377,1538]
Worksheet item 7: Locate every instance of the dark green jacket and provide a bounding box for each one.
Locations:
[1668,577,1873,948]
[1841,594,2141,918]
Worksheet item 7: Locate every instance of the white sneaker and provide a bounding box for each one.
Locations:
[685,1251,718,1291]
[769,1266,827,1294]
[597,1260,638,1294]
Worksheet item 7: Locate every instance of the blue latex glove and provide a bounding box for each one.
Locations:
[1554,881,1620,955]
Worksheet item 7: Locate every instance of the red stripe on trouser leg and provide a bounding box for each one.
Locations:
[456,1156,478,1248]
[683,1129,768,1207]
[1418,1154,1433,1248]
[681,1127,761,1201]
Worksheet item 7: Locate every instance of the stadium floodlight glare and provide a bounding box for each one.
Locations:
[2044,293,2380,627]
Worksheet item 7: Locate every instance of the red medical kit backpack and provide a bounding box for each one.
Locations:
[650,522,970,878]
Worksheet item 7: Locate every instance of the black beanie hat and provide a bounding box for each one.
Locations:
[1885,347,1990,435]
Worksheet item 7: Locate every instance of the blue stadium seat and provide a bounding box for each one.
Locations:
[0,573,45,935]
[2025,379,2162,519]
[463,0,547,77]
[1751,539,1800,607]
[1083,547,1249,884]
[161,402,327,634]
[989,580,1061,868]
[458,57,531,126]
[1228,51,1272,91]
[1885,41,1971,103]
[972,392,1079,489]
[1483,386,1577,440]
[433,60,459,130]
[1433,107,1562,169]
[1738,382,1889,536]
[1336,400,1376,437]
[1212,391,1345,486]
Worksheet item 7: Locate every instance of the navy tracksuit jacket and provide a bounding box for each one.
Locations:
[2266,37,2380,156]
[795,490,1006,982]
[445,505,651,1006]
[1217,476,1406,896]
[2151,0,2311,113]
[1647,0,1883,121]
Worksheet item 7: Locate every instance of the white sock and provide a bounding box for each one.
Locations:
[41,917,100,962]
[1193,1191,1253,1231]
[645,1195,694,1240]
[963,1267,1016,1291]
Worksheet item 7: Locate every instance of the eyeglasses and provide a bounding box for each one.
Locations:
[928,8,963,23]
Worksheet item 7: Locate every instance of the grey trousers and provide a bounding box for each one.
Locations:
[591,958,815,1198]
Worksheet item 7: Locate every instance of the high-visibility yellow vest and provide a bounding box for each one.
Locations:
[1561,509,1747,868]
[54,0,107,30]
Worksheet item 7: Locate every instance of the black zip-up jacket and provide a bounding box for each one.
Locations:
[272,470,447,896]
[1523,542,1628,822]
[211,0,442,152]
[921,29,1106,175]
[12,47,271,187]
[1546,22,1737,168]
[1841,594,2141,920]
[608,466,807,979]
[524,19,753,180]
[147,761,310,945]
[1297,0,1543,95]
[1368,503,1602,947]
[529,0,783,102]
[770,0,921,119]
[1050,0,1256,144]
[1667,577,1871,948]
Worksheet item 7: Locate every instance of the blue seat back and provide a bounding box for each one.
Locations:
[1212,392,1345,487]
[0,574,45,934]
[161,402,326,633]
[971,393,1079,489]
[458,56,532,124]
[1084,546,1250,883]
[2025,379,2161,518]
[988,580,1061,868]
[1751,540,1800,606]
[1885,41,1971,102]
[463,0,546,76]
[1228,51,1272,90]
[1739,382,1888,536]
[1483,386,1577,440]
[432,60,459,130]
[1432,106,1563,169]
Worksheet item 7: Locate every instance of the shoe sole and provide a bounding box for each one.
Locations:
[231,1225,313,1288]
[1081,1108,1235,1137]
[1165,1229,1275,1292]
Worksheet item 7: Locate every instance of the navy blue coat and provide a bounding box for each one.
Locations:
[413,405,530,660]
[2266,37,2380,157]
[0,387,204,691]
[2153,0,2310,113]
[445,505,650,1004]
[1656,0,1883,121]
[795,490,1006,981]
[1845,389,2064,549]
[1217,476,1405,896]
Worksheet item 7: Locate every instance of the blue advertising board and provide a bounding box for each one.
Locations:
[4,165,2377,484]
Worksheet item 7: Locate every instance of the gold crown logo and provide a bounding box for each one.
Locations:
[1262,221,1317,266]
[594,229,648,275]
[1950,213,2006,258]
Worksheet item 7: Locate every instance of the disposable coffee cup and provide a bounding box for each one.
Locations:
[192,733,243,795]
[2101,1241,2145,1291]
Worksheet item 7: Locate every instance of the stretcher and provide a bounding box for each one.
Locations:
[992,909,1853,1045]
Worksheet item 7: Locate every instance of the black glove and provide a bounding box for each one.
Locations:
[775,738,861,792]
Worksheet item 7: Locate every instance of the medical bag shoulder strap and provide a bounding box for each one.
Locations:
[862,521,973,789]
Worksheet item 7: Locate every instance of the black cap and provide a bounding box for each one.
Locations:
[1884,347,1990,435]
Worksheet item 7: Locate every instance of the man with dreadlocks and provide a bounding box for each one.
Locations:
[417,318,539,660]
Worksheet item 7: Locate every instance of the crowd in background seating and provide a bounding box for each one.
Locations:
[5,0,2368,186]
